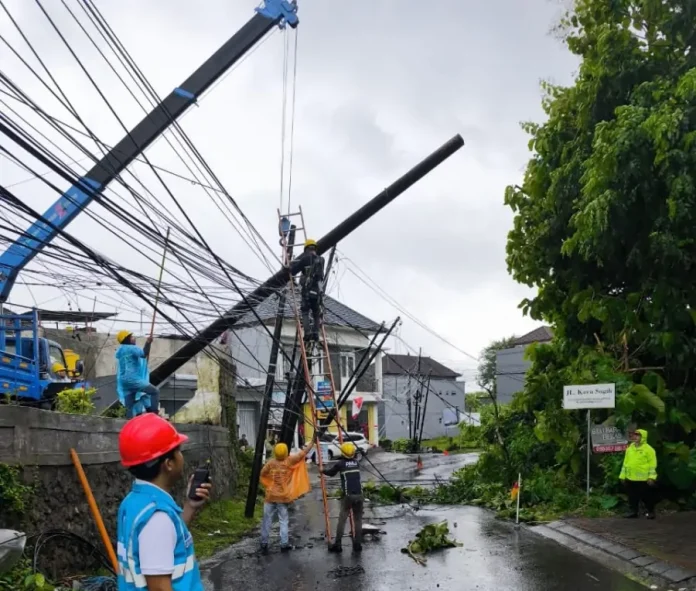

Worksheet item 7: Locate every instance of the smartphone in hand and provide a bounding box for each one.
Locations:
[188,462,211,501]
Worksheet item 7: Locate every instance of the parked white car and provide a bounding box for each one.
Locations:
[307,431,371,462]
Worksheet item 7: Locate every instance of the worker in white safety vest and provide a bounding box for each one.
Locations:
[117,414,211,591]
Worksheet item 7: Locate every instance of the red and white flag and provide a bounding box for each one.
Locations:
[351,396,364,419]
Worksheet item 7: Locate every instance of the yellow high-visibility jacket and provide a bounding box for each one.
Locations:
[619,429,657,482]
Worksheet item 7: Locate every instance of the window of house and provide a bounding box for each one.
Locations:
[340,352,355,380]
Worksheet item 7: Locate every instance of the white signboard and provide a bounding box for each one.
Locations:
[442,408,460,426]
[563,383,616,410]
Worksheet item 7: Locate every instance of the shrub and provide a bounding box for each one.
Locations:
[102,403,126,418]
[55,387,96,415]
[0,463,33,515]
[391,439,410,453]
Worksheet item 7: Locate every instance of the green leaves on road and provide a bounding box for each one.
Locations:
[401,521,462,566]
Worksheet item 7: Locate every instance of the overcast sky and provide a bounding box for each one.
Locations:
[1,0,579,384]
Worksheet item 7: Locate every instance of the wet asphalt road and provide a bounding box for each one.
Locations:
[200,453,648,591]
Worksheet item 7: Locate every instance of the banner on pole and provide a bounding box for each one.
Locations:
[511,481,520,501]
[351,396,364,419]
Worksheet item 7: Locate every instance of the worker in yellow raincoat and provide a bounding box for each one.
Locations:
[620,428,658,519]
[259,440,313,554]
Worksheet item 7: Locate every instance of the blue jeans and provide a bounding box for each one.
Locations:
[260,502,289,546]
[124,384,160,419]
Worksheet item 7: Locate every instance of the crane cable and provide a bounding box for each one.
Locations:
[279,27,299,216]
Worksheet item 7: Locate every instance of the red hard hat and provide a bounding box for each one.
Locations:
[119,414,189,467]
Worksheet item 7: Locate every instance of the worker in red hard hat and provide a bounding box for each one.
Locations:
[117,413,211,591]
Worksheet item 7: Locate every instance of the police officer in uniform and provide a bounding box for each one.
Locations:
[299,238,325,342]
[117,413,211,591]
[322,442,364,554]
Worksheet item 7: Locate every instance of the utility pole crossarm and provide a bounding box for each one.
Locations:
[0,0,298,303]
[149,134,465,385]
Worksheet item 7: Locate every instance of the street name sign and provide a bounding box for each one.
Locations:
[563,383,616,410]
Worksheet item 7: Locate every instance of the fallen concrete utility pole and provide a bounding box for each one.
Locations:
[150,134,464,384]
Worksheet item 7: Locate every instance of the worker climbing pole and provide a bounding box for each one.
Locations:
[278,210,354,546]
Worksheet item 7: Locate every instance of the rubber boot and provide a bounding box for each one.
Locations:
[352,543,362,554]
[260,544,269,555]
[328,543,343,553]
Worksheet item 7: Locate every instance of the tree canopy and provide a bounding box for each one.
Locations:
[503,0,696,494]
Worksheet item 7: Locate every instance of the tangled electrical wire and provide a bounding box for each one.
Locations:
[0,0,291,343]
[0,0,476,544]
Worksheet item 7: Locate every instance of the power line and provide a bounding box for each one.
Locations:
[336,252,479,362]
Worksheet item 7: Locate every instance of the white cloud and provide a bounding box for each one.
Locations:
[1,0,579,378]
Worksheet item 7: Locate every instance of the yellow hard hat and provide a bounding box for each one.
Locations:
[340,442,356,458]
[116,330,131,344]
[304,238,317,248]
[52,362,66,373]
[274,443,289,460]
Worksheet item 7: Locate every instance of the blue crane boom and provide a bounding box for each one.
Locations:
[0,0,298,405]
[0,0,298,304]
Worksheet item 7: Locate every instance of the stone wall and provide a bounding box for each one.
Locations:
[0,407,237,573]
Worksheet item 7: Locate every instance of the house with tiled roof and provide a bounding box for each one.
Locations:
[226,288,384,447]
[379,353,466,441]
[495,325,554,404]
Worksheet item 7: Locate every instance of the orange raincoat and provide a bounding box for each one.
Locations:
[260,445,312,503]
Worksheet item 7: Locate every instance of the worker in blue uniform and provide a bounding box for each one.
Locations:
[115,330,160,419]
[117,413,211,591]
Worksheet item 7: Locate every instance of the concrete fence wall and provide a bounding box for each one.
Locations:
[0,407,237,572]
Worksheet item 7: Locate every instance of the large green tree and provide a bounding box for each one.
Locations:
[505,0,696,491]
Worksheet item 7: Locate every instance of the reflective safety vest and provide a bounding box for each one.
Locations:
[619,429,658,482]
[324,458,362,496]
[117,481,203,591]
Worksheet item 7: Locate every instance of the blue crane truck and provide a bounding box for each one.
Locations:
[0,0,299,408]
[0,308,85,407]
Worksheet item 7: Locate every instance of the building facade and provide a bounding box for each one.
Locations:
[495,326,553,404]
[226,290,383,446]
[379,354,465,441]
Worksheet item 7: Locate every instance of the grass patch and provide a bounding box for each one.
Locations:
[420,437,481,454]
[190,498,261,559]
